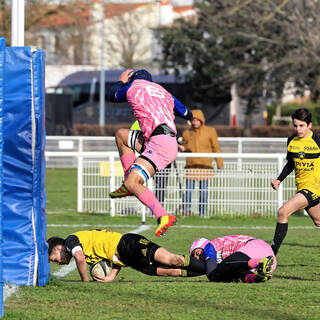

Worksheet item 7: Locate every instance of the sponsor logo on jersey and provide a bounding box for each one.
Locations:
[304,146,318,151]
[298,152,305,159]
[294,160,314,170]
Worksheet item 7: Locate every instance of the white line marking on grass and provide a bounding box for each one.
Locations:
[52,261,77,279]
[178,225,317,230]
[48,224,145,228]
[48,224,317,230]
[3,284,18,302]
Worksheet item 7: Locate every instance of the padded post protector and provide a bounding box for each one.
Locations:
[1,37,49,286]
[0,36,6,317]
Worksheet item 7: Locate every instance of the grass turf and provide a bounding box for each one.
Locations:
[3,168,320,319]
[4,215,320,320]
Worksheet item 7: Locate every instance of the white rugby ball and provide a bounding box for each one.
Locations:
[90,260,112,279]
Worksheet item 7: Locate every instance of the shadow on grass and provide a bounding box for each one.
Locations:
[284,242,320,249]
[274,274,320,281]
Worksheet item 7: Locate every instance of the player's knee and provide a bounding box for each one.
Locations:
[115,129,129,145]
[123,179,136,193]
[278,207,289,220]
[312,218,320,227]
[124,174,143,192]
[169,254,184,267]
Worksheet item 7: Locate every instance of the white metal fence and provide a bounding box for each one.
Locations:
[45,146,295,219]
[45,136,287,168]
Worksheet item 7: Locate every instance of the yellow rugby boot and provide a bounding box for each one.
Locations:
[254,256,274,280]
[155,215,177,237]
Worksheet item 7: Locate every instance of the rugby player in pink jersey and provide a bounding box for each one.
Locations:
[189,235,277,283]
[108,69,193,237]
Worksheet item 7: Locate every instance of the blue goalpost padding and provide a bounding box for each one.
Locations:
[0,36,49,289]
[0,36,6,318]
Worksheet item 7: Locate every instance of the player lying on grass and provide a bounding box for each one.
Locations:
[271,107,320,255]
[47,229,205,282]
[108,69,193,237]
[189,235,276,283]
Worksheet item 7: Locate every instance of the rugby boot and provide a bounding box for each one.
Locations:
[155,215,177,237]
[254,255,274,280]
[109,184,132,198]
[244,273,271,283]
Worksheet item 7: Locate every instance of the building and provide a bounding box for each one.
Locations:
[30,0,195,68]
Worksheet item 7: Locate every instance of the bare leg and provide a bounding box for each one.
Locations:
[277,193,308,223]
[124,157,156,197]
[306,203,320,227]
[153,247,184,267]
[156,267,182,277]
[272,193,308,255]
[115,128,143,156]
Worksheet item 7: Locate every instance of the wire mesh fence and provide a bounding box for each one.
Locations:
[80,154,295,217]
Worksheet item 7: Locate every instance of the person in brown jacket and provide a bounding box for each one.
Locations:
[180,109,223,216]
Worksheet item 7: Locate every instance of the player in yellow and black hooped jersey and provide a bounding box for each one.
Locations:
[271,108,320,255]
[47,229,206,282]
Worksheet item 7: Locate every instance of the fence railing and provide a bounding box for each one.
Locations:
[45,151,294,219]
[46,136,287,153]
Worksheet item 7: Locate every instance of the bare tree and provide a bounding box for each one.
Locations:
[105,4,155,69]
[0,0,65,46]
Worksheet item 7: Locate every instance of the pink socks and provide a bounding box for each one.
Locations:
[138,189,167,218]
[120,153,136,178]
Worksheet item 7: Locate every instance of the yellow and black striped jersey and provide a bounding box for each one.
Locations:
[286,131,320,195]
[66,229,125,266]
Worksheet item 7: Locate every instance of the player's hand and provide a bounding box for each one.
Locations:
[119,69,134,83]
[178,145,185,152]
[271,179,280,190]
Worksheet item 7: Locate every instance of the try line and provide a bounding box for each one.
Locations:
[47,224,317,230]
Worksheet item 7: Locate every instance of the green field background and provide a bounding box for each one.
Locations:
[3,169,320,319]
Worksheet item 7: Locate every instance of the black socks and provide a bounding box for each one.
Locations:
[183,255,206,274]
[271,222,288,255]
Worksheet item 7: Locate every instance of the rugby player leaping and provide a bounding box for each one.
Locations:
[109,69,193,236]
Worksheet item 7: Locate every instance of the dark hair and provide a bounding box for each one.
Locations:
[128,69,152,83]
[47,236,65,255]
[291,108,312,125]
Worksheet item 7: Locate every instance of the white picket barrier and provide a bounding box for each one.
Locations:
[45,150,295,218]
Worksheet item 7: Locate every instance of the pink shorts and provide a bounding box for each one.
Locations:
[140,135,178,171]
[238,239,277,272]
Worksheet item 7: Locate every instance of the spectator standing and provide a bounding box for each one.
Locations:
[180,109,223,216]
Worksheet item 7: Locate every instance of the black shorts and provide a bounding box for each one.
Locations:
[298,189,320,210]
[211,252,251,283]
[117,233,160,276]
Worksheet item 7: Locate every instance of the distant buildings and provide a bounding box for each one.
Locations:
[30,0,195,69]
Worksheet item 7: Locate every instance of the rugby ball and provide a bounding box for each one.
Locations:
[90,260,112,279]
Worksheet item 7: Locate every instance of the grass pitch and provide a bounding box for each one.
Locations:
[3,169,320,319]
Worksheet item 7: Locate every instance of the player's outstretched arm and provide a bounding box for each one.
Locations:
[94,265,121,283]
[74,250,89,282]
[172,96,193,120]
